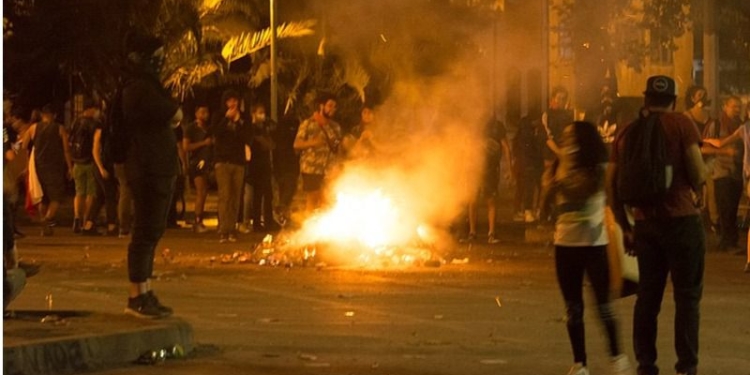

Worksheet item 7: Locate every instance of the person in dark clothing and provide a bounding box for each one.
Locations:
[91,100,119,237]
[119,32,182,319]
[247,103,280,232]
[21,105,73,236]
[513,112,545,223]
[166,123,187,228]
[183,105,213,233]
[610,75,706,375]
[211,89,254,243]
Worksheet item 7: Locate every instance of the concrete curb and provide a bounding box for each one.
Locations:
[3,311,193,375]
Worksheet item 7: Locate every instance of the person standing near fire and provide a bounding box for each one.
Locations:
[118,31,182,318]
[247,102,281,233]
[294,92,342,213]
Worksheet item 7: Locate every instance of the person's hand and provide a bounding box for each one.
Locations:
[226,108,240,122]
[623,230,637,256]
[99,167,110,180]
[204,138,213,146]
[704,138,720,148]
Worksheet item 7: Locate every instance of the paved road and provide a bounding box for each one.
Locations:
[7,224,750,375]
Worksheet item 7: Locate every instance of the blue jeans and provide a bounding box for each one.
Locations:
[633,215,705,375]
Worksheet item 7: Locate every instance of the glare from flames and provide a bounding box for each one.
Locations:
[295,174,428,255]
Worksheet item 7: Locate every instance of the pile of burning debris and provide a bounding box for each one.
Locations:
[213,233,446,268]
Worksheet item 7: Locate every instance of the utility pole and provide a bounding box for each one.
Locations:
[270,0,278,122]
[703,0,718,115]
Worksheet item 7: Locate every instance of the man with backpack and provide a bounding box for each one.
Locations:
[69,99,101,235]
[609,75,706,375]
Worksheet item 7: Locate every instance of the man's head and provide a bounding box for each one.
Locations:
[643,75,677,110]
[723,96,742,121]
[361,106,374,125]
[124,31,165,72]
[194,105,209,123]
[685,85,710,110]
[221,90,241,110]
[315,92,337,119]
[251,103,266,123]
[40,104,56,122]
[550,86,569,110]
[82,97,101,118]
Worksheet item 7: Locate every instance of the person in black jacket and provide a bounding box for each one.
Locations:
[119,32,182,319]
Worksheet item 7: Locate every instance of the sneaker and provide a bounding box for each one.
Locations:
[524,210,536,223]
[237,223,251,234]
[513,212,525,222]
[611,354,633,375]
[41,221,54,237]
[228,234,238,243]
[193,222,208,234]
[459,233,476,243]
[487,233,500,244]
[219,234,228,244]
[118,230,130,238]
[124,291,172,319]
[72,218,82,234]
[106,226,119,236]
[567,363,589,375]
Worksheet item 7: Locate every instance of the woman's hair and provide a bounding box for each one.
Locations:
[570,121,608,169]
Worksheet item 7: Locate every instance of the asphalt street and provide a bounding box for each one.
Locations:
[6,221,750,375]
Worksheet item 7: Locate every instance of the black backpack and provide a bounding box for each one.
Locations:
[616,111,672,207]
[68,118,95,163]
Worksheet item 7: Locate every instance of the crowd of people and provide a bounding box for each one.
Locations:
[2,33,749,373]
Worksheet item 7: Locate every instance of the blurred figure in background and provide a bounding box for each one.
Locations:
[183,105,213,233]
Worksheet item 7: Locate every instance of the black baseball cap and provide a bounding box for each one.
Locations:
[644,75,677,97]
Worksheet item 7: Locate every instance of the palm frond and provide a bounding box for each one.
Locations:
[344,58,370,103]
[247,60,270,88]
[222,20,316,64]
[165,58,223,100]
[285,62,310,115]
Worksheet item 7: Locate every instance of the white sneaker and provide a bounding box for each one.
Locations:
[567,363,589,375]
[611,354,634,375]
[524,210,536,223]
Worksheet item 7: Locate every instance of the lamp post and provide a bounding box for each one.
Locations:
[270,0,278,122]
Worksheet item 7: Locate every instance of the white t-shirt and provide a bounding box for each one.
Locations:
[553,190,608,247]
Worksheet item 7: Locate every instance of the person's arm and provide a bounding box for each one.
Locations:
[685,143,707,194]
[704,128,742,149]
[293,122,324,151]
[20,124,35,151]
[183,136,211,152]
[92,128,109,179]
[59,125,74,177]
[500,138,513,180]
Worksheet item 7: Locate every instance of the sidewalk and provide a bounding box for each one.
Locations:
[4,310,192,375]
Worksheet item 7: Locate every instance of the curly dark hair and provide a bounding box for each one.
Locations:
[570,121,608,169]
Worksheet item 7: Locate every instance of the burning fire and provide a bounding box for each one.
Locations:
[292,171,440,266]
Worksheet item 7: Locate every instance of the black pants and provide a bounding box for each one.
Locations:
[251,171,274,226]
[555,245,620,366]
[633,215,705,375]
[515,166,541,211]
[91,165,118,226]
[713,177,742,248]
[126,169,175,283]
